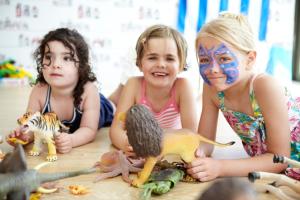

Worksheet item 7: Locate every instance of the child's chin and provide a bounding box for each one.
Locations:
[209,83,228,92]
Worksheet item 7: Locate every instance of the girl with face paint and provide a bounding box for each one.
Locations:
[187,13,300,182]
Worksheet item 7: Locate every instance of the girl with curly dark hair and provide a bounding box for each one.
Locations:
[8,28,114,153]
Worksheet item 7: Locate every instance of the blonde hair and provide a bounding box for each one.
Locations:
[135,24,187,71]
[196,13,255,54]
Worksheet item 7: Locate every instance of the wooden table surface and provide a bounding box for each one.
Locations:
[4,128,274,200]
[0,86,279,200]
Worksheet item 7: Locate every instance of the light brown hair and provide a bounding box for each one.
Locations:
[135,24,188,71]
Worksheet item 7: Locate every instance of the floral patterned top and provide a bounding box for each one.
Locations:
[218,75,300,179]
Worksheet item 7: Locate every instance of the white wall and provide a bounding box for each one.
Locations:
[0,0,296,96]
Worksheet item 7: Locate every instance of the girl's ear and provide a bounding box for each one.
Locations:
[137,62,143,72]
[246,51,256,70]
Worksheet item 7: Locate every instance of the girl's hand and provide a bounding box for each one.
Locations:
[6,127,31,146]
[186,149,221,182]
[124,144,136,157]
[55,132,73,154]
[122,138,136,157]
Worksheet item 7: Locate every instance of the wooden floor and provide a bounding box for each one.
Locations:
[0,85,281,200]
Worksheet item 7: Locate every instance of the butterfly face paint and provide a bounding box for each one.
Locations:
[198,43,239,85]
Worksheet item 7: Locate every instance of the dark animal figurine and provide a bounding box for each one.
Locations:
[0,144,96,200]
[121,104,235,187]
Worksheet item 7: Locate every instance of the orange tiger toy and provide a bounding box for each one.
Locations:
[17,111,69,161]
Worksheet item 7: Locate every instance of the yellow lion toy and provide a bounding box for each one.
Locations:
[17,111,69,161]
[121,104,235,187]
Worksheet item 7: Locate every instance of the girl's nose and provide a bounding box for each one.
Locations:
[157,59,166,69]
[210,62,221,73]
[52,58,61,68]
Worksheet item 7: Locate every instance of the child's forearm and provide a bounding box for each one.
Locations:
[70,127,97,147]
[218,153,287,177]
[109,128,128,150]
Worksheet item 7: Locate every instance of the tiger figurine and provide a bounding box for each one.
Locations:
[17,111,69,161]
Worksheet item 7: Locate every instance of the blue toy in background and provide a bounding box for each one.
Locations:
[265,45,292,81]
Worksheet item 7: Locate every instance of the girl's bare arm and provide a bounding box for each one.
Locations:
[177,78,198,132]
[70,82,100,147]
[109,77,139,151]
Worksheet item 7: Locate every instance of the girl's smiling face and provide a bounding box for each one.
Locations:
[139,37,180,89]
[197,36,247,91]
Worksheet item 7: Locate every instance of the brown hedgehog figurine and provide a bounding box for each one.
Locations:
[121,104,235,187]
[125,104,162,158]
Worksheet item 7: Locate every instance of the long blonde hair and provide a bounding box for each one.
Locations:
[196,13,256,54]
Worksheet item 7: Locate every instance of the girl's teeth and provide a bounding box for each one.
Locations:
[153,72,166,76]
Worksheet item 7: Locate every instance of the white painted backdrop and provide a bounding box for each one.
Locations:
[0,0,295,96]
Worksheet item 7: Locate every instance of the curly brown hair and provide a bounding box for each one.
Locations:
[125,104,163,157]
[33,28,97,107]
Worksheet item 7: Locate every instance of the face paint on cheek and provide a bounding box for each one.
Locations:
[214,44,239,84]
[220,60,239,84]
[199,64,211,85]
[198,45,213,85]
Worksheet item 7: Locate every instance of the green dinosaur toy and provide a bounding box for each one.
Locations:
[140,168,184,200]
[0,144,96,200]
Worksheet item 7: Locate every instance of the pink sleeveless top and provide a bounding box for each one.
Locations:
[138,79,182,129]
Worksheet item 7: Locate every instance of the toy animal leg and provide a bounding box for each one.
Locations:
[46,140,57,162]
[254,183,299,200]
[30,137,41,156]
[132,157,157,188]
[181,151,196,163]
[121,170,132,184]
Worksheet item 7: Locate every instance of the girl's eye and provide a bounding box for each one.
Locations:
[148,56,156,60]
[218,56,231,63]
[64,56,73,62]
[199,56,210,64]
[44,54,51,60]
[42,54,52,67]
[166,56,175,61]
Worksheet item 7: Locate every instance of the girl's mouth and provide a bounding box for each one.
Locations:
[152,72,168,77]
[50,73,63,77]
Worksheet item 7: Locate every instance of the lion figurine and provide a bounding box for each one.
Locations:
[121,104,235,187]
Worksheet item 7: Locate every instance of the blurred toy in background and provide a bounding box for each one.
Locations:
[248,154,300,200]
[0,135,5,162]
[0,59,33,83]
[94,150,143,183]
[0,144,96,200]
[198,178,257,200]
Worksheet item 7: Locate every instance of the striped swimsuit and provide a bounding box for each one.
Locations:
[138,79,181,129]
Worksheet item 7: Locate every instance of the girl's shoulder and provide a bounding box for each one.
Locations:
[126,76,143,84]
[83,81,98,92]
[30,83,48,95]
[81,81,99,101]
[174,77,192,90]
[252,74,285,96]
[125,76,143,90]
